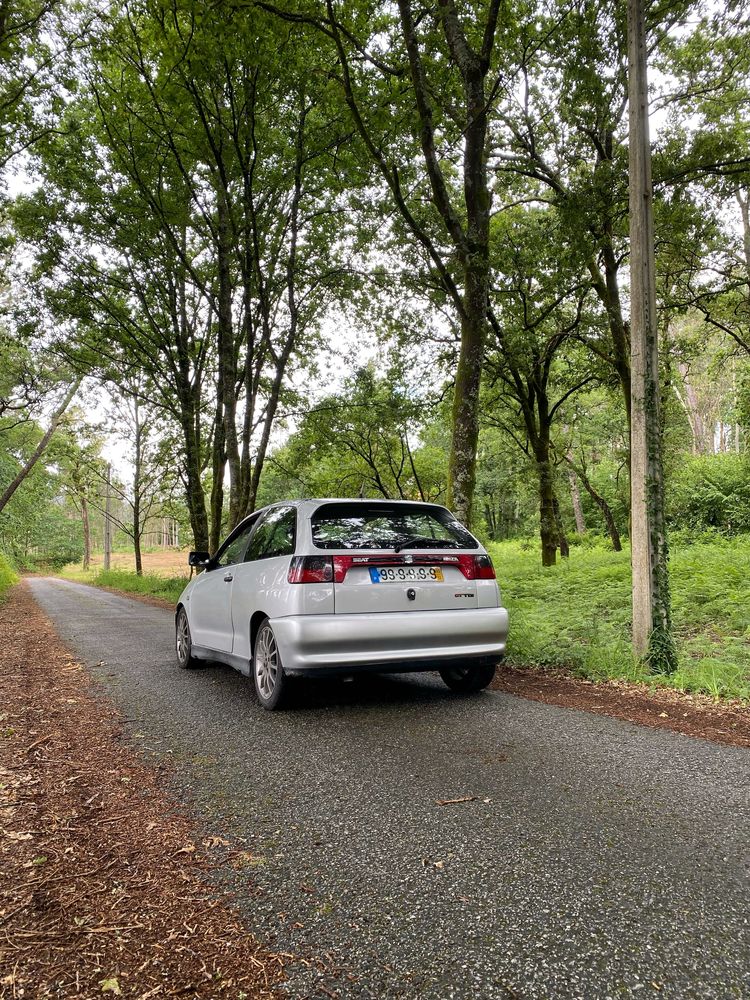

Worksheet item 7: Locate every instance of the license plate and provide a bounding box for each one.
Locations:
[369,566,444,583]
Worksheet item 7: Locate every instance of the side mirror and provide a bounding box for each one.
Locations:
[188,550,211,568]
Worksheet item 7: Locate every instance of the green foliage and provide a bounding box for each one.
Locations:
[0,552,19,601]
[258,367,447,505]
[0,415,83,568]
[491,537,750,700]
[0,0,58,169]
[667,454,750,536]
[19,516,83,570]
[474,428,540,541]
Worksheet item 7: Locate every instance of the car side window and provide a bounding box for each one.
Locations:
[215,520,256,568]
[244,506,296,562]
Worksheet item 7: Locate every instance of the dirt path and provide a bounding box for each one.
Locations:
[491,663,750,748]
[0,581,284,998]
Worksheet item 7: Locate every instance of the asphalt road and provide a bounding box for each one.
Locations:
[28,577,750,1000]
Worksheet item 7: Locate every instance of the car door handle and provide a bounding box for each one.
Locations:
[223,573,234,582]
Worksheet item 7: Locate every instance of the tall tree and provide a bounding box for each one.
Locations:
[484,208,596,564]
[16,0,349,549]
[628,0,676,670]
[265,0,502,524]
[259,368,445,503]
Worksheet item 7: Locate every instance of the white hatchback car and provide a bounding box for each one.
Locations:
[175,499,509,709]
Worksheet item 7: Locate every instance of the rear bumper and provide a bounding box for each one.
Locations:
[270,608,509,676]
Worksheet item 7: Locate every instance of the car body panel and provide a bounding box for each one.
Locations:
[228,553,332,661]
[187,565,235,652]
[270,608,509,675]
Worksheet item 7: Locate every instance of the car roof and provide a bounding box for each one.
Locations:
[230,498,449,530]
[253,498,447,509]
[300,498,446,505]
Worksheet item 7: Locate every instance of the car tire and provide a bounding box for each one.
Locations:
[253,620,288,710]
[175,607,200,669]
[439,661,497,693]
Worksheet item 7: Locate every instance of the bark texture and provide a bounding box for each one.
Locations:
[628,0,676,670]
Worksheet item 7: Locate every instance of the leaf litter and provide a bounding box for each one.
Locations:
[0,581,285,998]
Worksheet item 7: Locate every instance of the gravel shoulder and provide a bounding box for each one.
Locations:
[491,663,750,748]
[15,577,750,1000]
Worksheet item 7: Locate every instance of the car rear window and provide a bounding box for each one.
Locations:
[310,502,478,550]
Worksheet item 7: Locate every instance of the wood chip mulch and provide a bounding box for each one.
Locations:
[0,581,286,998]
[491,662,750,748]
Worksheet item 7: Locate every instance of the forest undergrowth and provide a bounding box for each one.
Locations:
[0,552,18,600]
[492,535,750,701]
[60,564,187,604]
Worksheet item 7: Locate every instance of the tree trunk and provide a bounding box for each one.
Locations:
[603,244,632,426]
[0,379,80,515]
[553,492,569,558]
[628,0,675,670]
[484,503,498,541]
[177,393,209,553]
[81,497,91,571]
[449,274,486,525]
[567,461,586,534]
[674,361,709,454]
[216,189,242,531]
[536,449,558,567]
[210,394,225,555]
[737,186,750,287]
[398,0,497,527]
[104,463,112,572]
[570,460,623,551]
[172,240,210,553]
[133,398,143,576]
[133,523,143,576]
[586,251,631,428]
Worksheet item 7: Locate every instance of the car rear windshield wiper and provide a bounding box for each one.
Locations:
[394,536,461,552]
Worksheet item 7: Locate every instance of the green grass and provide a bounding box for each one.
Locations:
[0,552,18,601]
[60,564,186,604]
[489,536,750,701]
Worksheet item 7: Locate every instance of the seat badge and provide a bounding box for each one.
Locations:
[404,554,413,564]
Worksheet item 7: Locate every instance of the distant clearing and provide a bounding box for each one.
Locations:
[64,549,191,579]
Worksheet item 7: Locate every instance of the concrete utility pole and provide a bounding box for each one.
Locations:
[104,462,112,572]
[628,0,675,668]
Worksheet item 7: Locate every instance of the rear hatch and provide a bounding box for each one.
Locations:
[309,501,491,615]
[332,552,481,613]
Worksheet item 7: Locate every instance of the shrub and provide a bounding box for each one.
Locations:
[488,536,750,701]
[667,453,750,537]
[0,552,18,601]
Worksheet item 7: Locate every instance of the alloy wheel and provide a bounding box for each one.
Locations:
[255,625,279,702]
[176,611,191,665]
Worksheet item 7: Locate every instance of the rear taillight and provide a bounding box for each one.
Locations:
[289,553,495,582]
[474,554,496,579]
[457,554,496,580]
[288,555,334,583]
